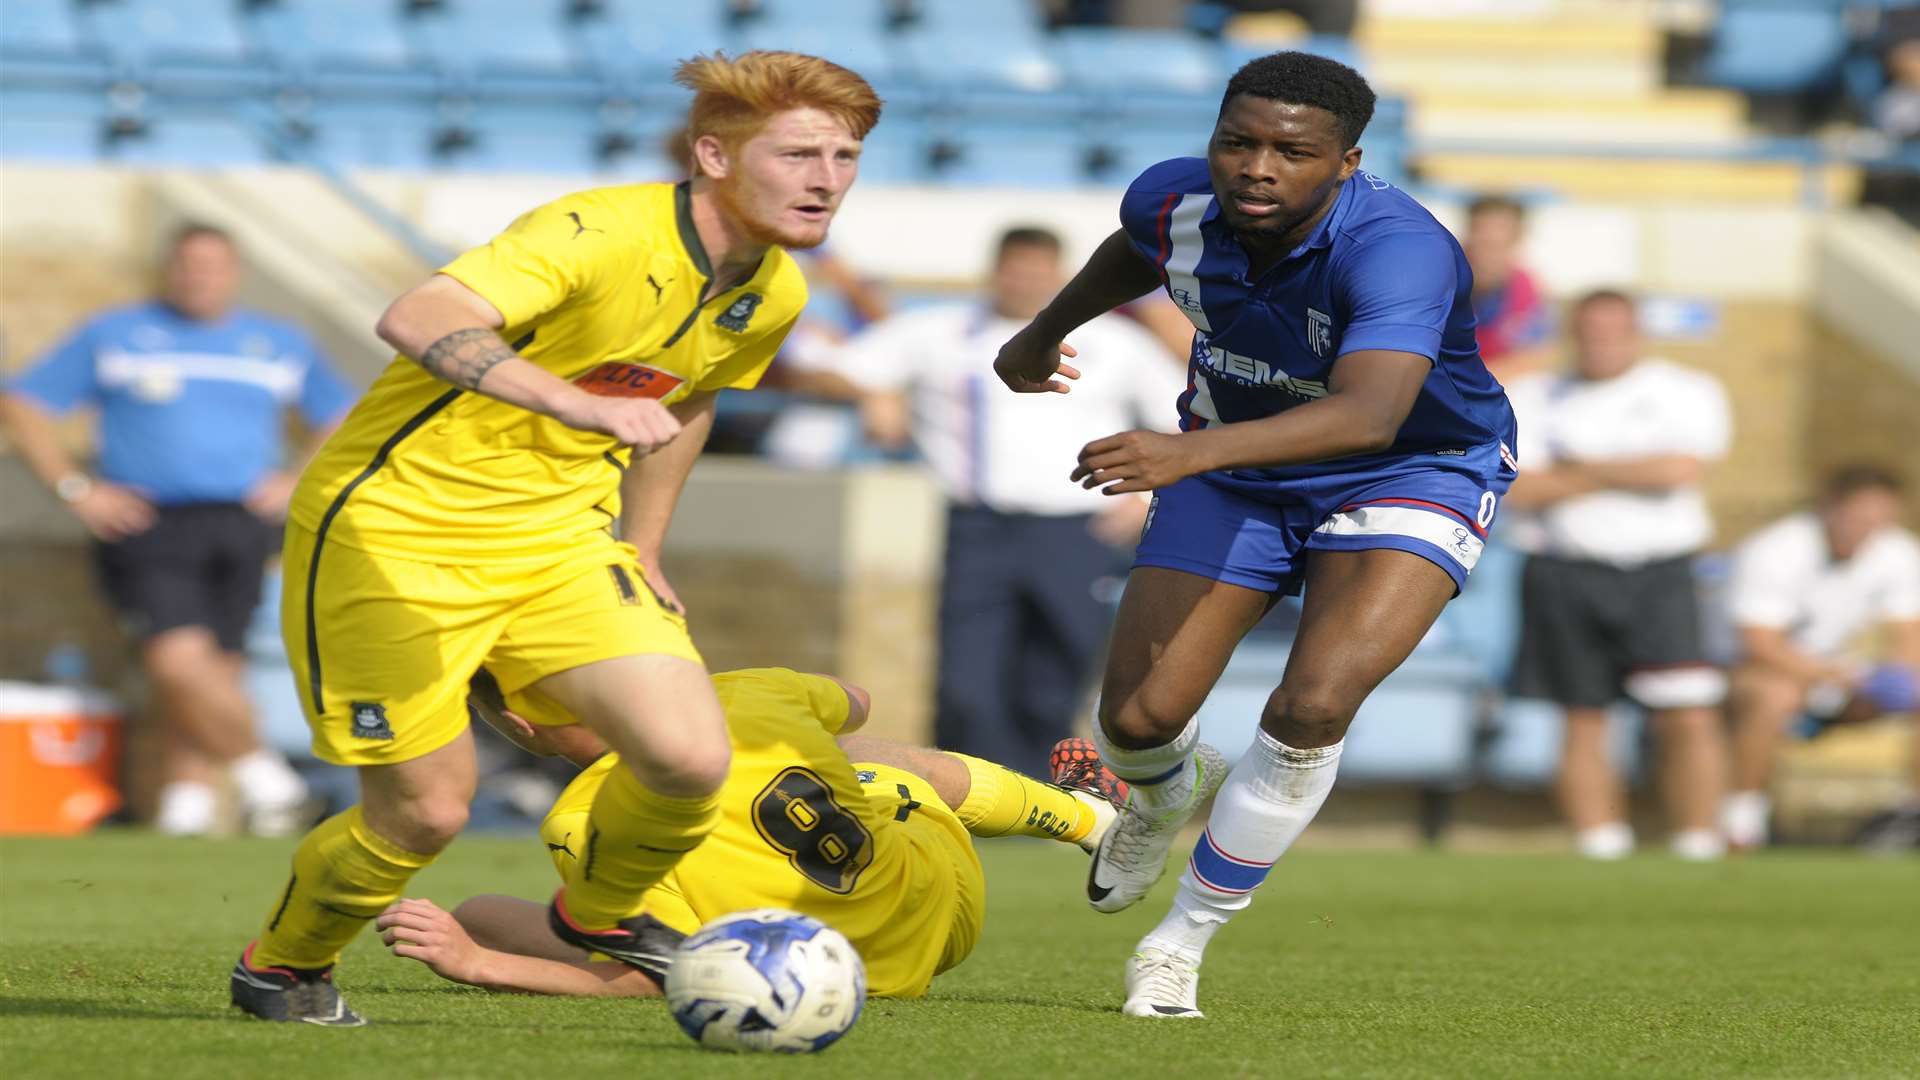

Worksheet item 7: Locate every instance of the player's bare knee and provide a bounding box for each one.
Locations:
[642,740,731,797]
[1100,694,1189,749]
[386,797,468,853]
[1263,687,1355,748]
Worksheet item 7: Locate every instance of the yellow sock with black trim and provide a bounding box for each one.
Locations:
[952,754,1098,845]
[251,805,436,970]
[561,763,720,930]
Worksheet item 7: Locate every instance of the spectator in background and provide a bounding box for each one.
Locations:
[1502,290,1732,861]
[1873,15,1920,143]
[0,224,354,835]
[1722,465,1920,849]
[837,226,1185,773]
[1463,195,1552,373]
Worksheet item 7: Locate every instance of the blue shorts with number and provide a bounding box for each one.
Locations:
[1133,438,1516,595]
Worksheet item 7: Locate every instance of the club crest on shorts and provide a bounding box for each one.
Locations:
[1305,307,1335,358]
[715,292,763,332]
[350,701,394,740]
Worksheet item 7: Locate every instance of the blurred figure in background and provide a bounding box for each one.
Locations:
[838,226,1184,773]
[1503,289,1732,860]
[1873,16,1920,143]
[1462,195,1552,374]
[1722,465,1920,849]
[0,223,354,835]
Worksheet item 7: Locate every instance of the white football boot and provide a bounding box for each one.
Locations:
[1122,946,1205,1019]
[1085,743,1228,913]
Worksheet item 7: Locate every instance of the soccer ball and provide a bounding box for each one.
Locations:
[665,909,866,1053]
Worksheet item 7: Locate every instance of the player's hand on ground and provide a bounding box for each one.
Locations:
[1073,429,1206,495]
[377,898,485,985]
[71,481,157,541]
[992,324,1081,394]
[242,470,298,521]
[554,391,682,454]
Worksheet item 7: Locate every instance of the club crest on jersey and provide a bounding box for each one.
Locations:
[715,292,763,332]
[350,701,394,740]
[1305,307,1335,358]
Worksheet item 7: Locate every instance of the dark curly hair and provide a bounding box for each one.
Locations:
[1220,51,1377,148]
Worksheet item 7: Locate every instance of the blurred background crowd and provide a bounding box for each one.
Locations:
[1,0,1916,858]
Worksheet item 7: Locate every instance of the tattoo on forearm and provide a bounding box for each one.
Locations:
[417,328,515,389]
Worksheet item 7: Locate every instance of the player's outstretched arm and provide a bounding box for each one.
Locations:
[377,897,659,997]
[994,229,1164,394]
[376,275,682,453]
[1072,349,1432,494]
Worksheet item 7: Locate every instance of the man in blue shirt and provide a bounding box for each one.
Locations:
[995,52,1517,1018]
[0,223,356,836]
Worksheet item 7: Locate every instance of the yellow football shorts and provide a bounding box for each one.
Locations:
[539,758,986,996]
[283,521,702,766]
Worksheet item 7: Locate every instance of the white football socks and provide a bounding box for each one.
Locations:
[1143,729,1343,960]
[1094,718,1199,820]
[1720,790,1770,849]
[231,749,307,811]
[154,781,216,836]
[1575,822,1635,860]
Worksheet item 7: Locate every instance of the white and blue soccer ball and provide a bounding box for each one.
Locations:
[665,909,866,1053]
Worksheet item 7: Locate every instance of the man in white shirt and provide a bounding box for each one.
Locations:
[1721,465,1920,849]
[839,226,1185,772]
[1503,289,1733,860]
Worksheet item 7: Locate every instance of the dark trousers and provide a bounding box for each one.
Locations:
[934,505,1122,776]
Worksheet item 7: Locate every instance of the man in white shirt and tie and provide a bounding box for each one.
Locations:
[839,226,1186,773]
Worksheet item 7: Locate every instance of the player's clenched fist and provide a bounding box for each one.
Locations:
[1072,429,1208,495]
[554,392,683,453]
[993,322,1082,394]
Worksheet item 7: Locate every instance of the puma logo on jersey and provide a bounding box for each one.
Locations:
[647,274,669,302]
[566,211,603,239]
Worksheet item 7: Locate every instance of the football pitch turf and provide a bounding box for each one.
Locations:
[2,834,1915,1078]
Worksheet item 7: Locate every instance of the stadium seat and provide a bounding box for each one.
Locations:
[410,0,581,81]
[580,1,735,86]
[0,0,83,58]
[925,124,1091,188]
[752,0,894,30]
[251,0,417,79]
[1222,34,1366,74]
[738,23,903,87]
[0,114,102,163]
[1055,28,1225,97]
[78,0,255,68]
[104,114,269,166]
[1701,3,1848,94]
[910,0,1045,36]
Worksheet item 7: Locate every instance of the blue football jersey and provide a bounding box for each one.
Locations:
[1116,158,1516,481]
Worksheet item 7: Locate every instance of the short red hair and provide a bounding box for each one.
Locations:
[674,50,883,169]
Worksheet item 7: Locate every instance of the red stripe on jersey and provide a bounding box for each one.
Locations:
[1340,497,1486,536]
[1153,193,1179,275]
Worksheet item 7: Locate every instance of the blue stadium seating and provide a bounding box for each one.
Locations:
[0,0,83,58]
[0,0,1410,187]
[1702,2,1849,94]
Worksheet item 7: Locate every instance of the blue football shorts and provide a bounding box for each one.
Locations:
[1133,439,1516,595]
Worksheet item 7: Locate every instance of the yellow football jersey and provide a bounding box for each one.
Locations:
[290,182,807,562]
[539,668,985,998]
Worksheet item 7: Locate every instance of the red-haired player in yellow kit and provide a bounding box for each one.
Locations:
[370,669,1127,1000]
[229,53,883,1026]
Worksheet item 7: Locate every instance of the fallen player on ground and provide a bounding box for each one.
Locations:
[374,667,1124,998]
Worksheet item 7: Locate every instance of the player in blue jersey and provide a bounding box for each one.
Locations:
[994,52,1518,1018]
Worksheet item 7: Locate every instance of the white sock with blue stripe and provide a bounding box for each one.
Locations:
[1145,729,1343,958]
[1094,717,1199,819]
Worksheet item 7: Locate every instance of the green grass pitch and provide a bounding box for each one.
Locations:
[2,833,1916,1078]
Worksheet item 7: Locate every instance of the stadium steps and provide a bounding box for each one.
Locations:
[1409,89,1751,148]
[1416,153,1862,205]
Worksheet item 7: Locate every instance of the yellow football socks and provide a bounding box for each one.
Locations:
[951,754,1097,846]
[559,762,720,930]
[250,806,435,970]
